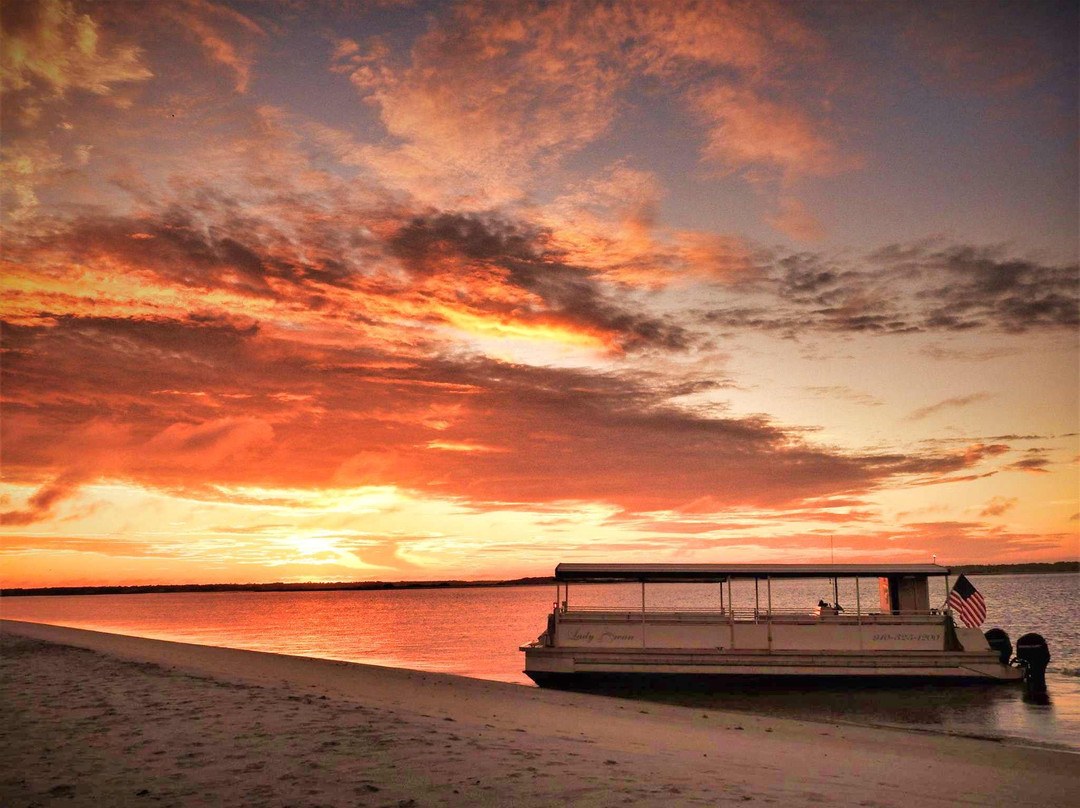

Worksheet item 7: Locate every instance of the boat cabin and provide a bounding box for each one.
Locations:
[541,563,959,654]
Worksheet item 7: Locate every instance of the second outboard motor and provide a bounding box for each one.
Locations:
[984,628,1012,666]
[1015,633,1051,698]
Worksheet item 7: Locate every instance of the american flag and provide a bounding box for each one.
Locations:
[947,574,987,628]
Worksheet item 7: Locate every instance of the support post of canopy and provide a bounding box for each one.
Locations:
[754,578,759,623]
[944,573,950,614]
[767,575,772,650]
[719,580,724,613]
[565,583,569,612]
[856,576,862,650]
[727,576,735,648]
[641,580,646,648]
[856,577,861,623]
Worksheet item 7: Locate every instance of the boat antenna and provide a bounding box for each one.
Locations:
[830,536,837,606]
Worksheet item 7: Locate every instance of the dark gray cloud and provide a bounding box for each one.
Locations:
[390,212,693,351]
[899,244,1080,333]
[0,470,87,526]
[10,205,693,353]
[701,241,1078,336]
[14,206,368,299]
[1003,449,1052,474]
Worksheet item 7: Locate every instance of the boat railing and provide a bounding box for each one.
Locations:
[560,606,943,624]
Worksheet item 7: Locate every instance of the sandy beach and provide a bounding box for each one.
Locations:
[2,620,1076,807]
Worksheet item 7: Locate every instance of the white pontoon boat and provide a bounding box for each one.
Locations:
[521,563,1023,684]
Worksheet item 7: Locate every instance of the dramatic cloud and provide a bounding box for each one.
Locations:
[874,243,1080,333]
[3,202,692,353]
[0,0,152,101]
[160,0,265,93]
[701,242,1079,335]
[388,212,692,351]
[1,313,1020,517]
[0,470,87,525]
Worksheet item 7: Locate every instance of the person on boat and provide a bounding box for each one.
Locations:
[815,599,843,616]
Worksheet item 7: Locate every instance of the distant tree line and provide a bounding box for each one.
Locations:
[951,560,1078,576]
[1,576,557,598]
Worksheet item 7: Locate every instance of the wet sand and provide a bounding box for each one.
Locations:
[2,620,1076,807]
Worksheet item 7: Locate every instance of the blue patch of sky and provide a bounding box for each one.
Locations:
[242,0,444,141]
[549,86,782,247]
[820,71,1077,257]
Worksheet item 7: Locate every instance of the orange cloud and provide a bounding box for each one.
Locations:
[161,0,265,93]
[543,162,758,286]
[147,417,275,469]
[695,86,855,179]
[0,140,64,217]
[0,0,152,99]
[0,469,87,526]
[334,1,849,207]
[1,311,1026,519]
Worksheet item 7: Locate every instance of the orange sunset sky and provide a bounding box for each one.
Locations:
[1,0,1077,587]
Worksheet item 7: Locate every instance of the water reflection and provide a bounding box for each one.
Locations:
[544,674,1067,744]
[1022,688,1052,707]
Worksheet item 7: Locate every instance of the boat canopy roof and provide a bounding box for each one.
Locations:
[554,563,949,582]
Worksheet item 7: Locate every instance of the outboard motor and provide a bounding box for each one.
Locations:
[984,628,1012,666]
[1015,633,1051,700]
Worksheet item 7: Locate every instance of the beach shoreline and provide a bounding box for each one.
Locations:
[2,619,1077,807]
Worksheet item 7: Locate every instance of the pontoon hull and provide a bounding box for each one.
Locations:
[523,646,1021,683]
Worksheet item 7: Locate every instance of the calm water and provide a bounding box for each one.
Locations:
[4,573,1078,750]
